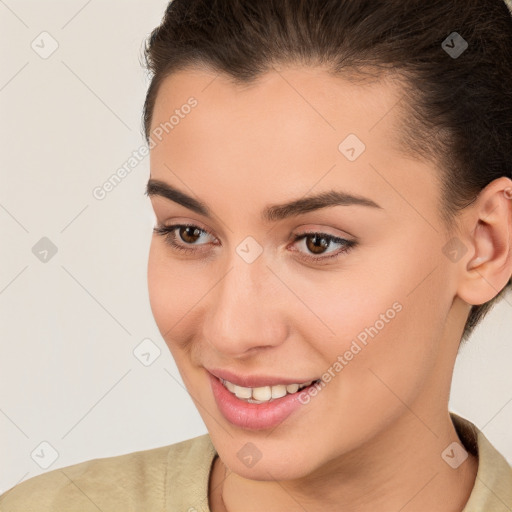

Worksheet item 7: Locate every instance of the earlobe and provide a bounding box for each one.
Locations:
[455,178,512,306]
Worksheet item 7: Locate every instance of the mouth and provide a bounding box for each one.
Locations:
[208,371,323,430]
[219,377,322,404]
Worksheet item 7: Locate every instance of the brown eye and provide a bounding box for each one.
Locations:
[290,231,357,264]
[178,226,203,244]
[152,223,216,254]
[304,234,330,255]
[153,223,357,264]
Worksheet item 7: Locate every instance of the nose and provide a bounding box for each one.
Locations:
[201,258,288,358]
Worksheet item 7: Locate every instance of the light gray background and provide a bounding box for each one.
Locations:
[1,0,511,494]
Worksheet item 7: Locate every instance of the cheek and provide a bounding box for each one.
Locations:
[147,242,168,326]
[147,242,215,354]
[147,243,193,338]
[292,236,445,396]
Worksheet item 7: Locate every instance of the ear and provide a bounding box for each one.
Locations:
[454,177,512,306]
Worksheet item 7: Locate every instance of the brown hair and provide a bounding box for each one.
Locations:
[142,0,512,346]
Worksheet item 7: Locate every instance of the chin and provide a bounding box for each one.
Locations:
[228,456,314,482]
[211,432,321,482]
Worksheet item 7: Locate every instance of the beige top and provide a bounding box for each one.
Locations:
[1,412,511,511]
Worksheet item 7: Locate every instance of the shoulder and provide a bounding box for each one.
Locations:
[0,434,213,512]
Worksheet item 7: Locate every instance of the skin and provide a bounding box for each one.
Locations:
[146,65,512,512]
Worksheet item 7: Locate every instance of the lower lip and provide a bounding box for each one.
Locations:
[208,372,318,430]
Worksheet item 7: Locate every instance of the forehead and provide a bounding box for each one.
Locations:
[151,65,405,140]
[149,66,439,221]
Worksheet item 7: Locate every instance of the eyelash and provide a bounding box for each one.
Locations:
[152,223,357,264]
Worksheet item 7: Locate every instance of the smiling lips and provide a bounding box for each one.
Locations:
[220,378,317,404]
[206,367,320,404]
[206,367,319,388]
[208,371,321,430]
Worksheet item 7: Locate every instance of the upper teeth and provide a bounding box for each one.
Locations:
[221,379,315,403]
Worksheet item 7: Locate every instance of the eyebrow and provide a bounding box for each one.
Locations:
[145,178,382,222]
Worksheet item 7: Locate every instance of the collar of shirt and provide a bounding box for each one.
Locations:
[452,412,512,512]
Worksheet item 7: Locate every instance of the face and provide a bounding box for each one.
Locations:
[146,66,462,481]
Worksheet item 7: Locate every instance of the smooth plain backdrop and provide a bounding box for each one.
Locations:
[1,0,511,494]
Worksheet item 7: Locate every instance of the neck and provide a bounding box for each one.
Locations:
[210,410,478,512]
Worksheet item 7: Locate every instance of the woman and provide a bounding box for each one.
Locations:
[1,0,511,510]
